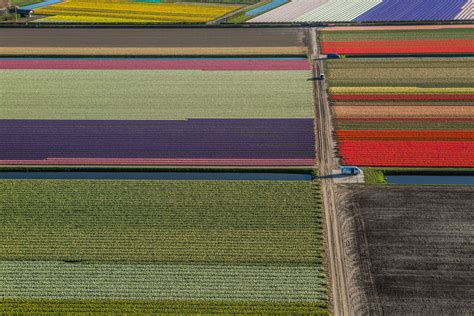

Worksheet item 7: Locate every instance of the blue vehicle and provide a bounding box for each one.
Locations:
[340,166,362,175]
[326,53,341,59]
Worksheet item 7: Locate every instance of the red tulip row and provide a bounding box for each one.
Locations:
[336,130,474,141]
[321,39,474,55]
[338,141,474,167]
[331,94,474,101]
[337,118,474,122]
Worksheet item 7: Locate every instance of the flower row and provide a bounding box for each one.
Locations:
[339,141,474,167]
[321,39,474,55]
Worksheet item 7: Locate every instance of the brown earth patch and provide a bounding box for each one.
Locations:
[336,185,474,315]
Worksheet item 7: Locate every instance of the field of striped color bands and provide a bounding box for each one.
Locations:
[0,58,315,167]
[33,0,241,23]
[324,31,474,168]
[249,0,472,22]
[320,27,474,55]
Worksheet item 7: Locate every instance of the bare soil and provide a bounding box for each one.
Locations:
[337,185,474,315]
[0,27,305,47]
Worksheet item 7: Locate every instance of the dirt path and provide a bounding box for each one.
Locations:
[307,27,351,316]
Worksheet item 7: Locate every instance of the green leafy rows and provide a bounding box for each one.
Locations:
[337,121,474,130]
[1,261,327,300]
[1,180,323,264]
[325,58,474,88]
[0,180,327,314]
[0,70,313,120]
[0,298,329,315]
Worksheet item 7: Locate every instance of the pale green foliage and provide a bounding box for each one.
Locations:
[0,70,313,119]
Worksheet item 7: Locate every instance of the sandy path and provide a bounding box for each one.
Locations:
[308,27,351,316]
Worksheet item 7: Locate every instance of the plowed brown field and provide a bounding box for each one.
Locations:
[337,185,474,315]
[0,27,307,55]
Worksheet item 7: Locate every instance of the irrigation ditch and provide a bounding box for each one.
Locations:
[1,19,473,27]
[0,171,314,180]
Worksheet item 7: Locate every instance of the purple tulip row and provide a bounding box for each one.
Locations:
[0,119,315,160]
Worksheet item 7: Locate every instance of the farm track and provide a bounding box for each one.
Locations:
[308,27,350,315]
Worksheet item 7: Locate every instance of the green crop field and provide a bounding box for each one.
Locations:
[0,180,328,314]
[325,58,474,88]
[0,70,313,120]
[11,0,42,6]
[336,120,474,130]
[0,298,328,314]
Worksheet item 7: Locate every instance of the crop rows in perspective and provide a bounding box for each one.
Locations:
[339,185,474,314]
[249,0,472,23]
[322,27,474,167]
[33,0,241,23]
[17,0,474,23]
[0,58,315,167]
[0,180,328,314]
[320,27,474,55]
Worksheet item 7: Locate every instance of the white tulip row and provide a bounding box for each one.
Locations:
[455,0,473,19]
[249,0,328,22]
[249,0,382,22]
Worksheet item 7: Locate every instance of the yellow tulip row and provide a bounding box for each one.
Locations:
[38,14,195,23]
[35,0,241,22]
[38,1,239,15]
[37,9,214,22]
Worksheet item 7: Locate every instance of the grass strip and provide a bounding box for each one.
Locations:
[363,168,386,184]
[366,167,474,176]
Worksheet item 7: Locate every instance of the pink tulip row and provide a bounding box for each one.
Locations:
[0,59,311,71]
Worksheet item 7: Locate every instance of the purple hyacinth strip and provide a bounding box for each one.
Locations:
[0,119,315,161]
[355,0,468,21]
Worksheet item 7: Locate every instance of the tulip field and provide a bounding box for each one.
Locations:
[249,0,472,22]
[325,53,474,167]
[0,58,314,167]
[0,179,328,314]
[320,26,474,55]
[34,0,240,23]
[24,0,474,23]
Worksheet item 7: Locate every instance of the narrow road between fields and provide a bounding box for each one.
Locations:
[307,27,351,316]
